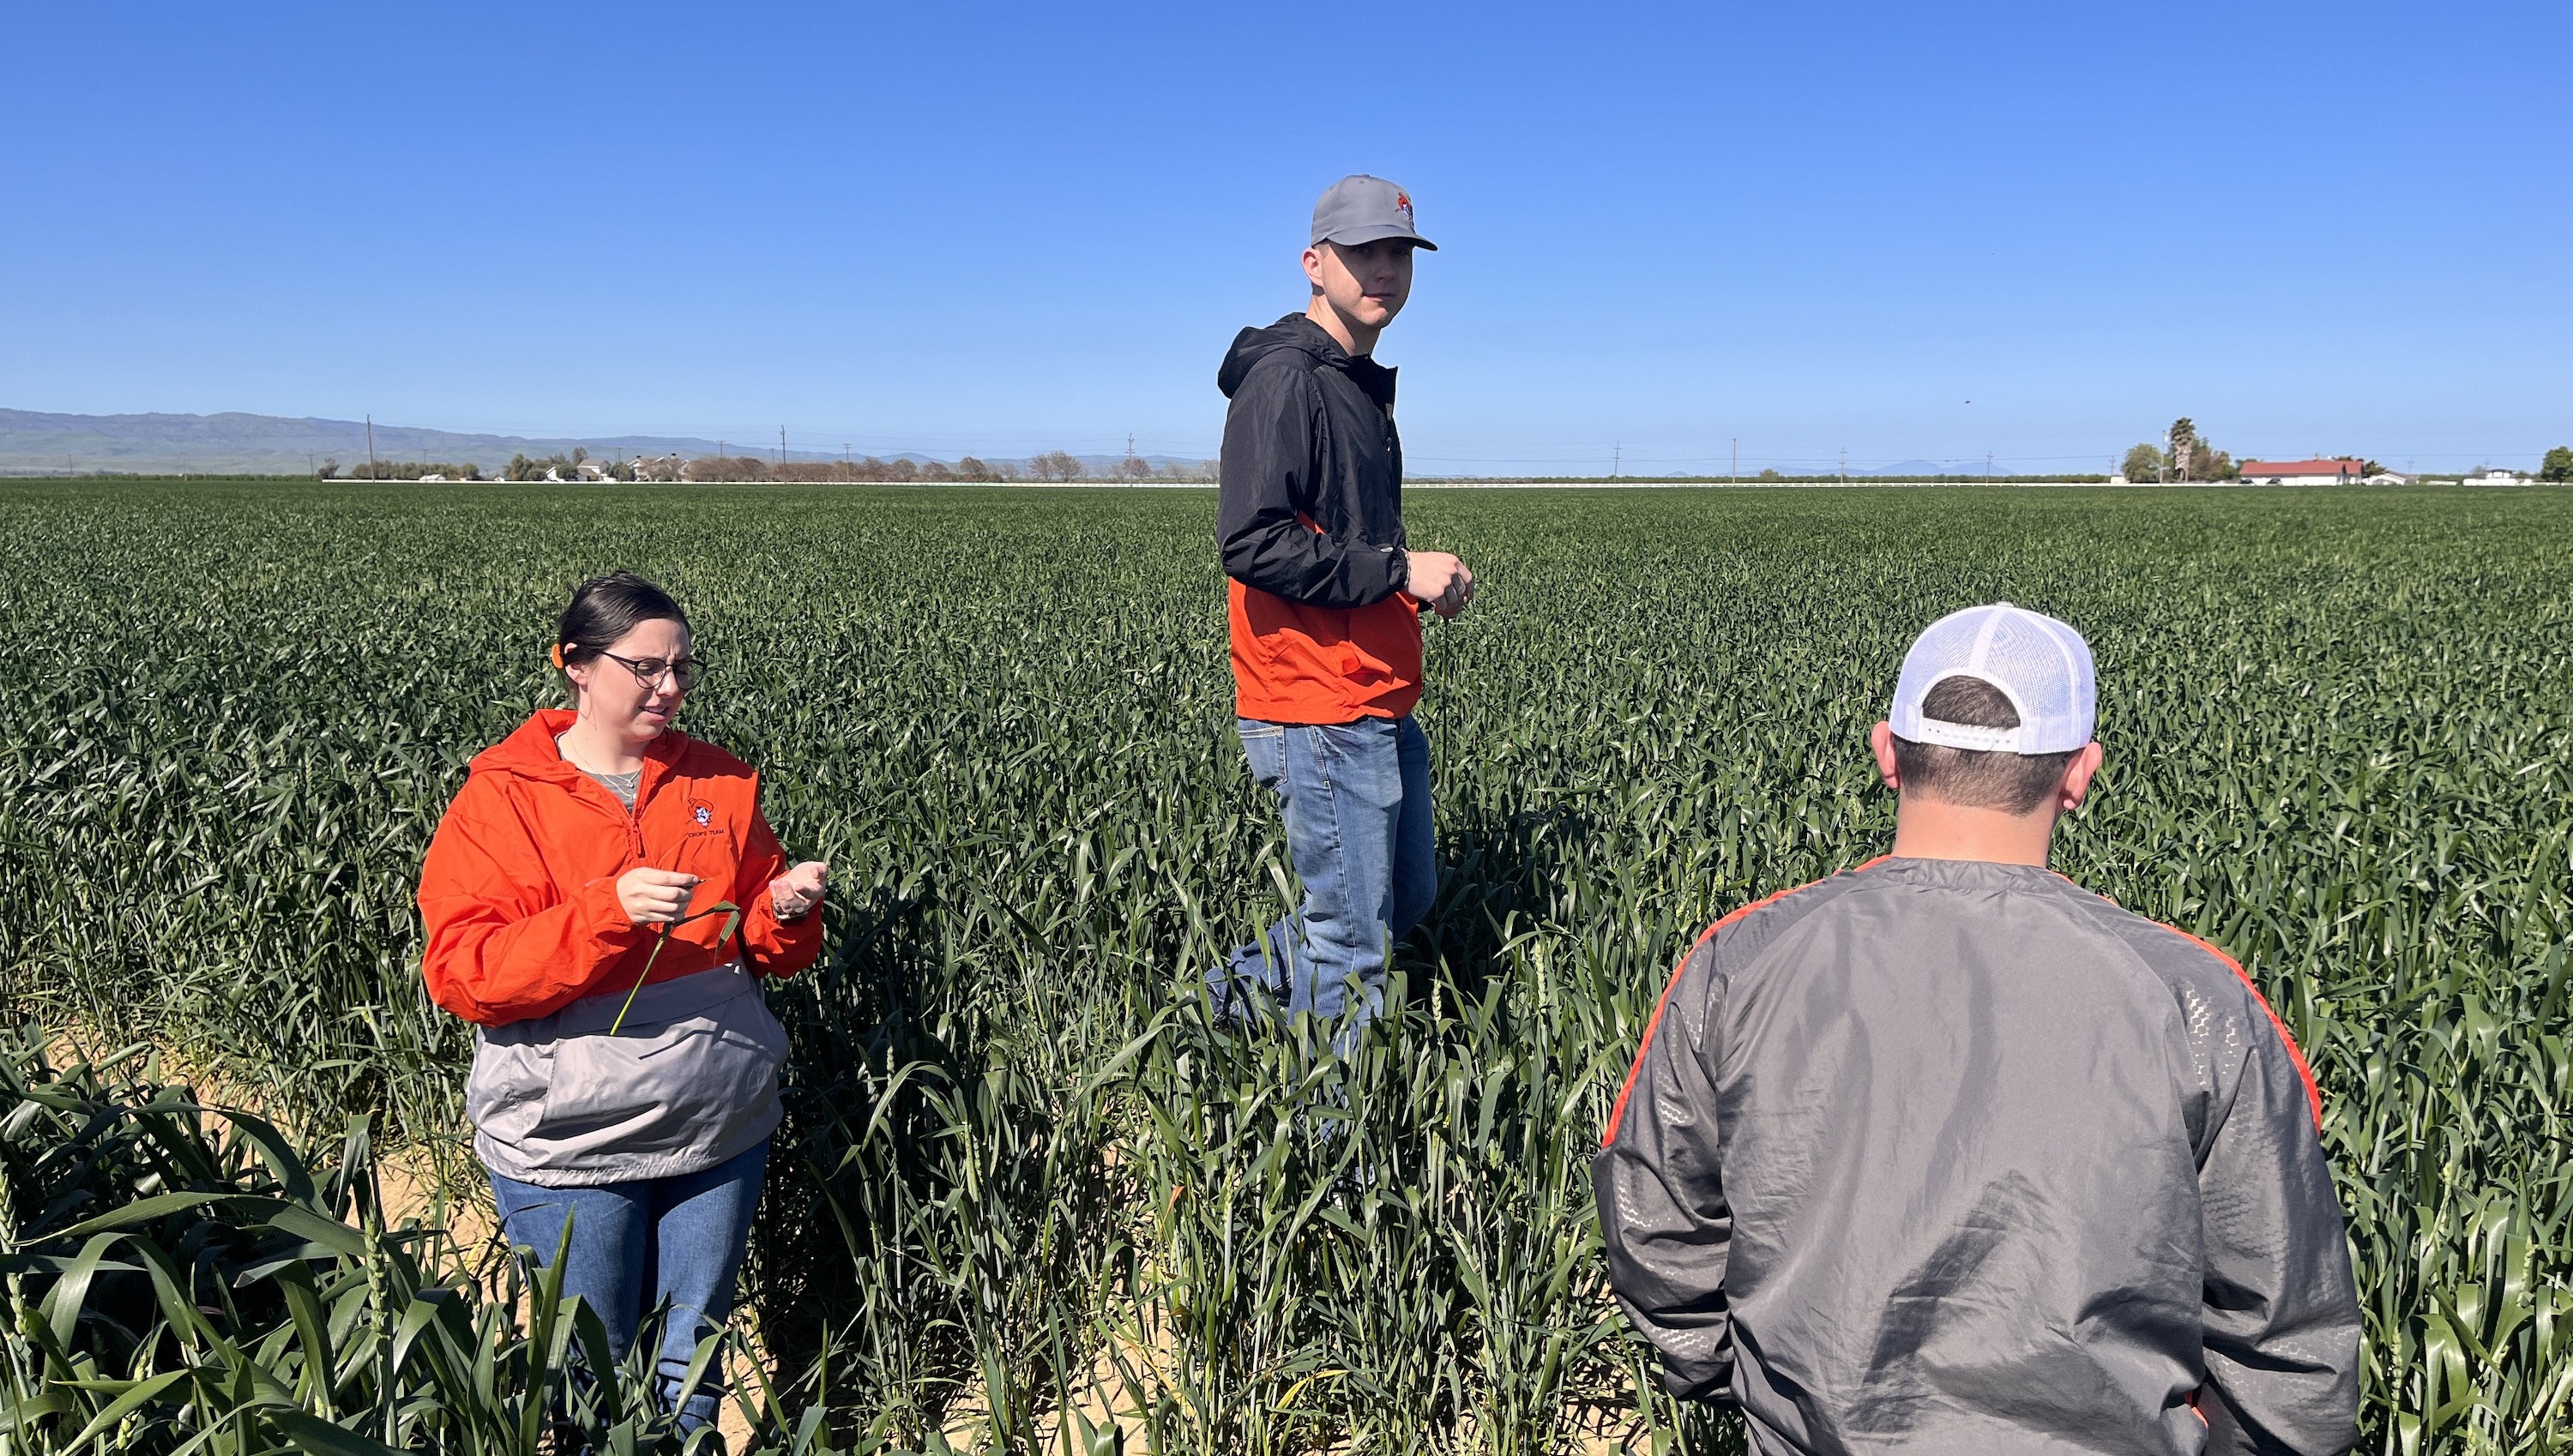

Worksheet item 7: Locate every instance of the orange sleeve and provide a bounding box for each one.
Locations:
[417,774,652,1026]
[736,774,824,979]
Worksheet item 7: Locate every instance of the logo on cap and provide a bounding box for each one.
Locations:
[1395,190,1413,222]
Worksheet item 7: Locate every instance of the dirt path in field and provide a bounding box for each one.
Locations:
[32,1024,1659,1453]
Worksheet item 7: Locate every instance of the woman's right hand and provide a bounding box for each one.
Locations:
[618,868,702,927]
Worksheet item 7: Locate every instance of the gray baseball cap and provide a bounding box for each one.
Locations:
[1311,174,1437,250]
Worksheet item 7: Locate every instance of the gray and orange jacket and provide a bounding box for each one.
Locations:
[419,709,823,1185]
[1594,857,2360,1455]
[1216,314,1421,725]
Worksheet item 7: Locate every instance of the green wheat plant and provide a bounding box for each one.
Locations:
[0,1026,812,1453]
[1,480,2568,1451]
[610,902,742,1035]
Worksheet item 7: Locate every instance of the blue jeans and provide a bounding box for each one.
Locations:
[487,1140,767,1435]
[1213,713,1436,1041]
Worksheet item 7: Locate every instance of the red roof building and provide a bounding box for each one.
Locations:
[2240,458,2366,484]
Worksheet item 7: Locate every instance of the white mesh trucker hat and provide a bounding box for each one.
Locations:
[1889,603,2097,755]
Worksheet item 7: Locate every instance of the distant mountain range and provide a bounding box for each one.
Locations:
[0,409,2072,481]
[0,409,1202,476]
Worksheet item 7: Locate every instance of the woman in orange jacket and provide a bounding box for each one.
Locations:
[417,571,826,1434]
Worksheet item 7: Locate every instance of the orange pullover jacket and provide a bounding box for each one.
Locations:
[1215,314,1424,724]
[417,708,823,1026]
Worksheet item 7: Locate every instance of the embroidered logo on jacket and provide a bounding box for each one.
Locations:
[684,797,721,836]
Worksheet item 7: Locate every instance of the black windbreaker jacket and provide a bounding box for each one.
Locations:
[1215,314,1410,607]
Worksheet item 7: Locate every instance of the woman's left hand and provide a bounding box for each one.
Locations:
[770,860,828,922]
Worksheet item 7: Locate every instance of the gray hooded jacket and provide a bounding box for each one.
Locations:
[1594,857,2359,1455]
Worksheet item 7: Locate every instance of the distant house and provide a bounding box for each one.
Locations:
[2462,466,2528,485]
[2240,458,2366,486]
[2363,471,2417,485]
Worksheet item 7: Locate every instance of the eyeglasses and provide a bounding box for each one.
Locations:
[594,651,706,692]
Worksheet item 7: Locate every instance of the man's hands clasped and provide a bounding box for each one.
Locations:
[1405,551,1476,620]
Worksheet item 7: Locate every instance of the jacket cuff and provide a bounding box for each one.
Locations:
[1353,541,1404,604]
[575,876,652,955]
[744,888,826,978]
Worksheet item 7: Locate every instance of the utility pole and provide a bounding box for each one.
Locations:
[1840,447,1847,485]
[365,415,376,478]
[1986,451,1995,483]
[1612,443,1620,478]
[1732,437,1738,484]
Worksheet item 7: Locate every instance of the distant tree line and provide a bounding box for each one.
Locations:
[335,459,485,480]
[504,450,588,481]
[2121,418,2241,482]
[668,452,1217,484]
[251,440,2573,489]
[313,448,1226,485]
[670,455,987,483]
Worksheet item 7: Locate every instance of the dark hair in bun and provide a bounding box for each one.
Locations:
[555,571,687,677]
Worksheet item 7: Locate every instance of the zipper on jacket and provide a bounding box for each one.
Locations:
[626,767,649,861]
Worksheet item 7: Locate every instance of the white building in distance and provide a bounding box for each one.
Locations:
[2240,458,2367,485]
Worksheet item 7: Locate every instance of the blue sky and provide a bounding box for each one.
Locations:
[5,2,2565,475]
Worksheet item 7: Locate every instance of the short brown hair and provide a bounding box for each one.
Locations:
[1890,677,2076,815]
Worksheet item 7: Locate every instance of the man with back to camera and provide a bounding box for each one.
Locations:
[1208,175,1473,1040]
[1595,604,2361,1454]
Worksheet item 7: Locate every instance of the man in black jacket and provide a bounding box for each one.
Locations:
[1209,175,1473,1043]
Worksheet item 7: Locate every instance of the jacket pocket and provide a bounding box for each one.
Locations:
[533,991,786,1147]
[729,992,791,1067]
[465,1033,556,1147]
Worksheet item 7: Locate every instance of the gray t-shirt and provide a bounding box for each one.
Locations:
[556,734,640,809]
[587,766,641,809]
